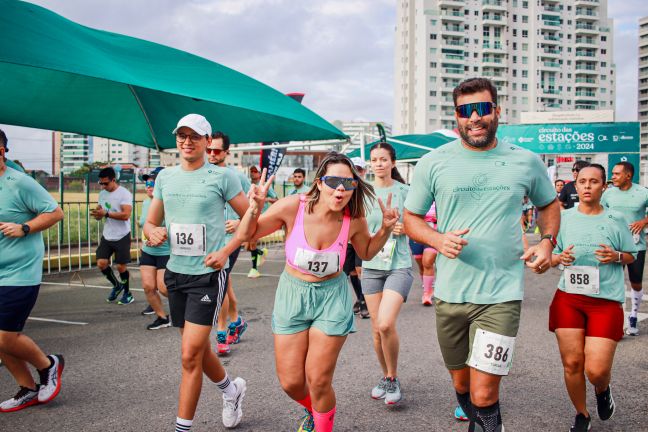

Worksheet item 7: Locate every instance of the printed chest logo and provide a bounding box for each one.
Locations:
[451,173,511,201]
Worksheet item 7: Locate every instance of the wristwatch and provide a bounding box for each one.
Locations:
[21,224,31,235]
[105,211,110,220]
[540,234,557,248]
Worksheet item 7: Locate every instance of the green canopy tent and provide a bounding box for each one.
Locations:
[346,130,458,162]
[0,0,346,150]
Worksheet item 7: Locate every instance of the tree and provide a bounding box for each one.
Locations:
[69,161,109,177]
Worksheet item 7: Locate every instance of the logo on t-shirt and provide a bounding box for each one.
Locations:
[452,172,511,201]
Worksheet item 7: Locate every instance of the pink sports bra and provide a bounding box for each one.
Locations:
[286,195,351,277]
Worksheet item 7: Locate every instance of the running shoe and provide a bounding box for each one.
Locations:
[117,292,134,305]
[227,318,248,345]
[297,408,315,432]
[247,268,261,279]
[570,413,591,431]
[0,387,40,412]
[359,301,370,319]
[38,354,64,404]
[595,385,615,421]
[371,377,388,400]
[256,247,268,268]
[353,301,361,315]
[384,377,402,405]
[217,331,231,355]
[454,405,469,421]
[106,283,124,302]
[222,377,246,428]
[141,305,155,315]
[147,315,171,330]
[626,316,639,336]
[422,288,434,306]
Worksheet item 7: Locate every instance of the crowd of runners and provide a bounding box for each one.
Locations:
[1,77,646,432]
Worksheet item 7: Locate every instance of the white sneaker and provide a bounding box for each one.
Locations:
[38,354,64,403]
[0,387,40,412]
[371,377,388,399]
[222,377,246,428]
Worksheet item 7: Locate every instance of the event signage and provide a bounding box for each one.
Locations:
[497,122,640,154]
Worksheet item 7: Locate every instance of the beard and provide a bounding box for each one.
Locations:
[458,116,498,149]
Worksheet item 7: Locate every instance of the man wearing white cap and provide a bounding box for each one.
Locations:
[144,114,250,431]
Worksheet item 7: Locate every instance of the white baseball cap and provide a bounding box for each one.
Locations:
[350,157,366,170]
[172,113,212,137]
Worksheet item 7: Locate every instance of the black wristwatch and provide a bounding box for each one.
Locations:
[540,234,557,248]
[21,224,31,236]
[105,211,110,220]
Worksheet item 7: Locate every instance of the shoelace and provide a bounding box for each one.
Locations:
[13,386,36,400]
[299,410,315,431]
[37,365,52,387]
[385,378,399,393]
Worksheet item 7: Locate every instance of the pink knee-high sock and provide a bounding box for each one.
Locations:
[296,394,312,412]
[423,275,435,296]
[312,406,336,432]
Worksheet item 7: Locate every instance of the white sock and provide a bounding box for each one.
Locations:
[175,417,192,432]
[631,289,643,318]
[216,374,237,399]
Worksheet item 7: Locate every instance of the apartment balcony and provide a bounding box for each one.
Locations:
[574,37,598,48]
[440,10,465,22]
[443,53,466,62]
[442,37,465,47]
[482,0,507,13]
[543,5,562,15]
[574,0,599,6]
[483,14,506,26]
[541,61,562,71]
[439,0,465,6]
[575,50,597,58]
[482,41,506,53]
[541,20,562,29]
[540,88,561,96]
[442,67,465,78]
[541,34,561,45]
[575,65,598,75]
[575,9,599,22]
[482,56,505,67]
[574,77,598,88]
[575,102,599,110]
[441,25,464,37]
[575,23,599,35]
[541,48,562,58]
[575,91,598,100]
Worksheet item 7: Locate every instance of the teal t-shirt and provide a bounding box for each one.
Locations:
[404,139,556,304]
[363,181,412,271]
[290,185,310,195]
[139,198,170,256]
[555,207,637,303]
[601,183,648,251]
[224,166,251,240]
[153,163,242,275]
[0,167,58,286]
[5,159,25,173]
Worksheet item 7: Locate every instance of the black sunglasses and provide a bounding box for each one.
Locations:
[319,176,358,191]
[455,102,496,118]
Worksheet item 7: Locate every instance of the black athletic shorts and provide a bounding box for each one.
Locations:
[343,245,362,275]
[224,246,242,279]
[139,251,170,270]
[96,234,131,264]
[627,250,646,284]
[164,269,227,328]
[0,285,40,332]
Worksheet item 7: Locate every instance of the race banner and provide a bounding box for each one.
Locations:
[497,122,640,154]
[260,93,304,178]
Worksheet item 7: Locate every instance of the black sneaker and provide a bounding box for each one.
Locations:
[147,315,171,330]
[353,301,361,314]
[596,385,615,421]
[570,413,591,432]
[359,301,370,319]
[141,305,155,315]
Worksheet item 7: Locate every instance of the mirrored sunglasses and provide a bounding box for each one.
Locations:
[320,176,358,191]
[455,102,496,118]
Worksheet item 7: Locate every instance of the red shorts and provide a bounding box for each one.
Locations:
[549,289,624,342]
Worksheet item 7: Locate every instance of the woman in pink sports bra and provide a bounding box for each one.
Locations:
[237,152,399,432]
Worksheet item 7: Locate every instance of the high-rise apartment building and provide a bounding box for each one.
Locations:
[394,0,615,134]
[93,137,156,168]
[52,132,93,175]
[640,17,648,160]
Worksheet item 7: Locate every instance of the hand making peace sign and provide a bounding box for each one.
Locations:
[378,192,400,231]
[247,168,276,214]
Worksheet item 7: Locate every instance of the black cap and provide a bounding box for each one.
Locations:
[142,166,163,181]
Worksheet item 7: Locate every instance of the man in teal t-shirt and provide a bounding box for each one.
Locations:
[403,79,560,432]
[0,129,66,412]
[289,168,309,195]
[143,114,249,430]
[207,131,252,354]
[601,161,648,336]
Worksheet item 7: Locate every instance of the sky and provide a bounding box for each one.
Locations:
[2,0,647,172]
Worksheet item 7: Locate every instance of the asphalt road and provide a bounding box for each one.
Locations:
[2,242,648,431]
